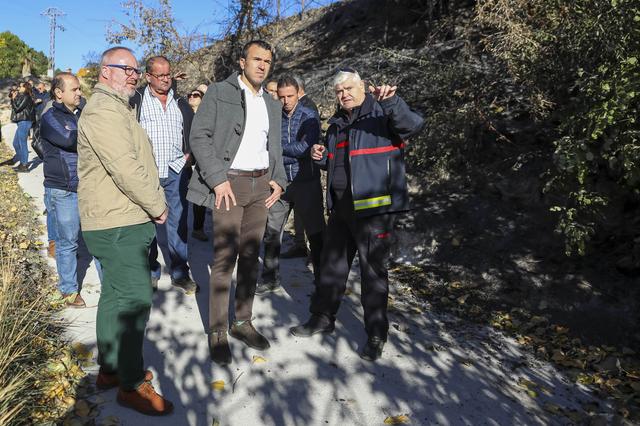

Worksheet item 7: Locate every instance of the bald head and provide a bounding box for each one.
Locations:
[99,46,140,98]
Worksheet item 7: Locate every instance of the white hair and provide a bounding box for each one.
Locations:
[332,70,361,87]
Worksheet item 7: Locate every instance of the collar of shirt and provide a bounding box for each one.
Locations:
[237,75,264,98]
[145,85,175,106]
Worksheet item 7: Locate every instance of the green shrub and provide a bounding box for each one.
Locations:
[477,0,640,255]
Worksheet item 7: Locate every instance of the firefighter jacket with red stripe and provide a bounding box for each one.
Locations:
[319,93,424,218]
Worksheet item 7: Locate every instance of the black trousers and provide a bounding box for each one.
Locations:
[310,193,394,339]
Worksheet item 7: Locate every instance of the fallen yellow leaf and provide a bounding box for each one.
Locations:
[211,380,225,391]
[252,355,267,364]
[71,342,92,360]
[384,414,410,424]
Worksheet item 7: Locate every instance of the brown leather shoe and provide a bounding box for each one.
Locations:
[64,293,86,308]
[117,381,173,416]
[97,369,154,390]
[47,240,55,258]
[229,321,270,350]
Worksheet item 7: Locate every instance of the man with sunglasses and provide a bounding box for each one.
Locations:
[290,67,424,362]
[130,56,197,294]
[77,46,172,416]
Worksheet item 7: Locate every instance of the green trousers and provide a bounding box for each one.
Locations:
[83,222,155,391]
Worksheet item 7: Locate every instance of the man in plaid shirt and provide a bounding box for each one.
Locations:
[130,55,198,294]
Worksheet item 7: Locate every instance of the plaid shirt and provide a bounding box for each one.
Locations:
[139,86,185,178]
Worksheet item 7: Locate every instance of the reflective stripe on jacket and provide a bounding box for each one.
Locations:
[323,93,424,218]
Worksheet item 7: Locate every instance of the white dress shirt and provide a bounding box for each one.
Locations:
[139,86,185,178]
[231,76,270,171]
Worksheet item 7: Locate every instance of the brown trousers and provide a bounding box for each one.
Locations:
[209,172,271,332]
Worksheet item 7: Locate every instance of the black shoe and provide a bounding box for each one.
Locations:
[229,321,270,350]
[171,277,199,294]
[13,164,29,173]
[360,337,385,362]
[0,158,17,166]
[151,277,158,292]
[209,331,232,365]
[281,246,309,259]
[255,279,281,295]
[290,314,335,337]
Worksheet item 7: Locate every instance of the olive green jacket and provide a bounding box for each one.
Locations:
[77,83,166,231]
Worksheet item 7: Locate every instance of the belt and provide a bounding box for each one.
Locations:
[227,168,268,177]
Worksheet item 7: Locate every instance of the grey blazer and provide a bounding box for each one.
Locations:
[187,72,287,208]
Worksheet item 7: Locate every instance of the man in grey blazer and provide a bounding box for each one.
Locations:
[187,40,287,365]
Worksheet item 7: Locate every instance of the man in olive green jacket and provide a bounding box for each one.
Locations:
[77,46,172,417]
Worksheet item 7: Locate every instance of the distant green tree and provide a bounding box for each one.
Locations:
[0,31,48,78]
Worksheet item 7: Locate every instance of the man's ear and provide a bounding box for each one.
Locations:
[239,57,246,71]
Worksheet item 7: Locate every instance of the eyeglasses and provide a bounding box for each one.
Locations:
[188,93,202,98]
[148,72,172,80]
[105,64,142,76]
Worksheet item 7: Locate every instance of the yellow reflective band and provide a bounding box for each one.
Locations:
[353,195,392,211]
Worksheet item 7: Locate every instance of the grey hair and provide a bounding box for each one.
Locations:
[332,70,361,87]
[100,46,135,66]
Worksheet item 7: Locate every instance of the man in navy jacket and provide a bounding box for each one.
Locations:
[41,72,97,307]
[258,75,325,293]
[290,68,424,361]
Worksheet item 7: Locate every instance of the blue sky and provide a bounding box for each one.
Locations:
[0,0,334,72]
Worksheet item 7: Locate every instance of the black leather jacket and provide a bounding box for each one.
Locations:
[11,93,35,122]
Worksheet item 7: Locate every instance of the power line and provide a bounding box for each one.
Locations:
[41,7,65,77]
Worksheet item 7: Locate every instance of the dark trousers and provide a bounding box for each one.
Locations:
[83,222,155,391]
[262,178,325,282]
[209,173,271,332]
[310,194,394,339]
[193,204,206,231]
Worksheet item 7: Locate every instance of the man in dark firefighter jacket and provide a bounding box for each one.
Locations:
[290,67,424,361]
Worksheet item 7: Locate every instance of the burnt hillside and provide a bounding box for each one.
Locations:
[179,0,640,350]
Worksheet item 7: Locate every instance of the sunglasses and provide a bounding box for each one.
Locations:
[188,93,202,98]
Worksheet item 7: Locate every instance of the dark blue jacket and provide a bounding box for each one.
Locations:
[281,103,320,182]
[41,102,81,192]
[320,93,424,218]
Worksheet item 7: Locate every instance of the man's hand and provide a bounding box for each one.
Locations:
[369,84,397,101]
[173,71,188,81]
[214,181,237,211]
[311,144,325,161]
[154,208,168,224]
[265,180,283,209]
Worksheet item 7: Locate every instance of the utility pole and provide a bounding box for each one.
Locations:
[41,7,65,78]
